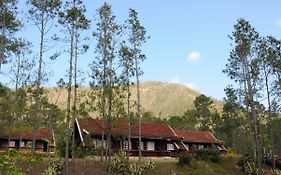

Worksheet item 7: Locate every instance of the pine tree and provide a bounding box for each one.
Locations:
[91,2,122,169]
[223,18,262,174]
[0,0,21,70]
[58,0,90,173]
[126,8,149,164]
[27,0,61,156]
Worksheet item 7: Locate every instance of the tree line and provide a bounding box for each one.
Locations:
[1,1,281,174]
[0,1,148,174]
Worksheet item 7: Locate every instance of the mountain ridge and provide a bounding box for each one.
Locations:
[46,81,223,118]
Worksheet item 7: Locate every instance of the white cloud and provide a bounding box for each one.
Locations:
[275,18,281,28]
[169,76,196,90]
[187,51,201,62]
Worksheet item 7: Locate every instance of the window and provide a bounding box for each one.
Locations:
[123,141,131,150]
[9,141,15,147]
[20,141,25,148]
[147,141,155,150]
[198,145,204,150]
[167,143,174,150]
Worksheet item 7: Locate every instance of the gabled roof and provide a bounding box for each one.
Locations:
[0,129,54,142]
[77,118,178,139]
[175,130,221,144]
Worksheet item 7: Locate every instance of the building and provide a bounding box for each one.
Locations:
[74,117,227,157]
[0,129,55,152]
[175,130,227,153]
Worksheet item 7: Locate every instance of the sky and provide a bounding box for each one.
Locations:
[2,0,281,100]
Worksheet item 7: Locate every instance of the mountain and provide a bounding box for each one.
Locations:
[46,81,223,118]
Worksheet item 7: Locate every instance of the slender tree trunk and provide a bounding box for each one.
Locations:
[263,66,275,168]
[127,77,131,161]
[72,27,78,159]
[32,12,45,156]
[65,15,75,175]
[135,57,142,165]
[243,56,262,175]
[0,1,5,71]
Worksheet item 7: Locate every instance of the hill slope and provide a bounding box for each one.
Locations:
[46,81,222,118]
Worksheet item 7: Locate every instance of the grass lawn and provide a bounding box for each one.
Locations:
[142,155,241,175]
[20,154,278,175]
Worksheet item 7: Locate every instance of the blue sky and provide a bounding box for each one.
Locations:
[2,0,281,100]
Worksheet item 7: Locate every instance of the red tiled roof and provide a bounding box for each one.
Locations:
[0,129,53,141]
[175,130,220,144]
[77,118,178,139]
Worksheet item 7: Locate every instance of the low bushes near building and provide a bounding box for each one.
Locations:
[237,154,259,175]
[195,149,221,163]
[42,156,64,175]
[178,152,193,166]
[109,152,156,175]
[0,149,43,175]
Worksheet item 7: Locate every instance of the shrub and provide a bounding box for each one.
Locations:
[109,152,156,175]
[178,153,193,166]
[194,149,221,162]
[244,161,258,175]
[272,169,281,175]
[42,156,63,175]
[109,152,127,174]
[0,149,24,175]
[209,150,221,163]
[237,154,259,175]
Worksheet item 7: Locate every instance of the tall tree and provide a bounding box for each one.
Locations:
[71,3,90,158]
[91,2,122,169]
[127,8,149,164]
[257,36,281,168]
[27,0,61,156]
[58,0,89,173]
[0,0,21,70]
[223,18,262,174]
[119,44,134,161]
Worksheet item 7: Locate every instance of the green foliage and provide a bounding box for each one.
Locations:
[178,153,193,166]
[194,94,218,131]
[237,154,259,174]
[109,152,127,174]
[0,0,22,67]
[272,169,281,175]
[195,149,221,163]
[42,157,63,175]
[0,149,24,175]
[72,145,96,158]
[0,149,43,175]
[244,161,258,175]
[109,152,155,175]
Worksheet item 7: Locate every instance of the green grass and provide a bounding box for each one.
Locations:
[142,155,241,175]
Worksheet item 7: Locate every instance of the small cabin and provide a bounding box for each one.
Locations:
[0,129,55,152]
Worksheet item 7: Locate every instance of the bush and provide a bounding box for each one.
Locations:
[209,150,221,163]
[237,154,259,174]
[109,152,127,174]
[178,153,193,166]
[195,149,221,163]
[42,156,63,175]
[109,152,155,175]
[272,169,281,175]
[72,146,96,158]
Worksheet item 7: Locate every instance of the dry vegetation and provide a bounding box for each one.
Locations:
[46,81,223,118]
